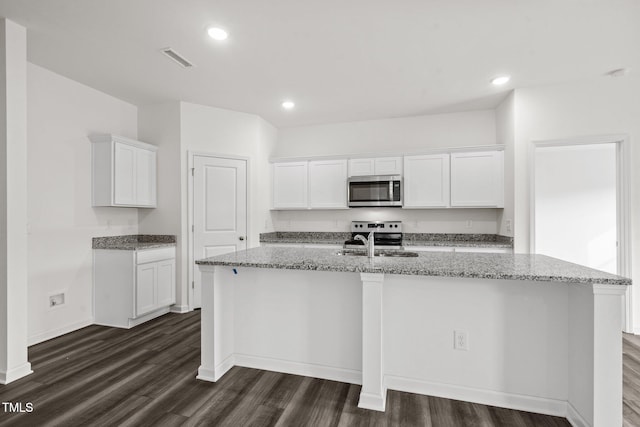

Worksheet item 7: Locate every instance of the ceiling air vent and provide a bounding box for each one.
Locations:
[161,48,194,68]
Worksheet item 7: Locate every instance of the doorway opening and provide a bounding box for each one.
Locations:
[531,135,631,331]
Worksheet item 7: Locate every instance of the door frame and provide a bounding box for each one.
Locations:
[529,134,632,332]
[187,151,250,311]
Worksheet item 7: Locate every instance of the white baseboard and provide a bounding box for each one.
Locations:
[28,318,94,346]
[358,389,387,412]
[0,362,33,384]
[566,402,590,427]
[197,355,235,382]
[385,375,568,418]
[234,353,362,385]
[170,305,190,314]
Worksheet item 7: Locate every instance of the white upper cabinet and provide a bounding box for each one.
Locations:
[272,162,308,209]
[91,134,157,208]
[348,157,402,176]
[450,150,504,207]
[403,154,450,208]
[308,159,348,209]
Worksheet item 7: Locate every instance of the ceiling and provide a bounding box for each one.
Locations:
[0,0,638,128]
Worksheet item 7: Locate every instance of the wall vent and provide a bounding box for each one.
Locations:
[161,48,194,68]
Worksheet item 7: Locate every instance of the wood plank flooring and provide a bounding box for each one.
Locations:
[5,310,625,426]
[624,332,640,427]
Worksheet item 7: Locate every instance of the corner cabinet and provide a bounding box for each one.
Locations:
[450,151,504,207]
[90,134,157,208]
[94,246,176,328]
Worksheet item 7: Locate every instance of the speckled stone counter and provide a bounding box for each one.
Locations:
[259,232,513,249]
[403,233,513,248]
[92,234,176,250]
[196,246,629,286]
[260,232,351,245]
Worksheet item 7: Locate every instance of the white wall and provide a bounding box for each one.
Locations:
[275,110,497,158]
[138,101,277,311]
[511,75,640,330]
[273,110,502,234]
[137,102,184,309]
[180,102,277,247]
[495,92,515,237]
[27,63,138,344]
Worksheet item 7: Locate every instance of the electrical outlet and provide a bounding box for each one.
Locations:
[506,219,512,233]
[454,330,468,351]
[49,293,65,308]
[465,220,473,229]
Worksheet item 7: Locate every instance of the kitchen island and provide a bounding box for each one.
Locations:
[196,247,630,427]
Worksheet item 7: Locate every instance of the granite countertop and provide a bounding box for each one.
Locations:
[196,246,630,286]
[92,235,176,250]
[259,232,514,249]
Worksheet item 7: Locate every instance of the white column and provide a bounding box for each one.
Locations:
[592,284,626,426]
[358,272,386,411]
[0,19,31,385]
[196,265,234,382]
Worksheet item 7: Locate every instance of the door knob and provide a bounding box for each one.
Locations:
[239,236,245,241]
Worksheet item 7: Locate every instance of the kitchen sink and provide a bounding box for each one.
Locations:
[335,250,419,257]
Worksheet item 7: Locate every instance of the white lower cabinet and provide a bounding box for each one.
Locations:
[94,246,176,328]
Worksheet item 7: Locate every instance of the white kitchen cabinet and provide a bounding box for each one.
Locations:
[308,159,348,208]
[403,154,450,208]
[94,246,176,328]
[272,162,308,209]
[348,157,402,176]
[90,134,157,208]
[450,150,504,207]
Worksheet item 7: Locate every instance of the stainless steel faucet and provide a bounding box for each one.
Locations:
[354,231,375,258]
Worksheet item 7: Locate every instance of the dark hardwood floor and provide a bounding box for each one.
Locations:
[624,332,640,427]
[1,310,605,426]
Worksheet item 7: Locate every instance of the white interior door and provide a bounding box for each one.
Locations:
[534,143,618,274]
[193,156,247,309]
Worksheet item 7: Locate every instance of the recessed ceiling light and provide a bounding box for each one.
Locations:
[282,101,295,110]
[207,27,228,41]
[491,75,511,86]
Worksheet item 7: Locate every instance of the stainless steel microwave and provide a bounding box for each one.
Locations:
[347,175,402,207]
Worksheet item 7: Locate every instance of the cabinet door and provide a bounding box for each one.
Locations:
[403,154,450,208]
[348,159,375,176]
[113,142,137,205]
[135,263,156,317]
[374,157,402,175]
[308,159,348,208]
[136,148,156,207]
[450,151,504,207]
[272,162,308,209]
[156,258,175,307]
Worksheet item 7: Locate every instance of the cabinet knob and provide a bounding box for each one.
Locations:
[239,236,245,241]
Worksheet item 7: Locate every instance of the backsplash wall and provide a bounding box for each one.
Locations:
[270,208,501,234]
